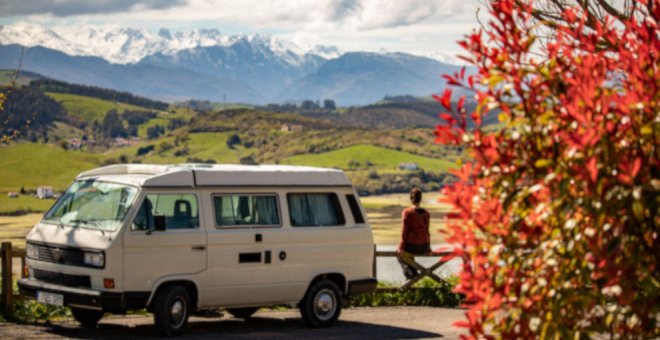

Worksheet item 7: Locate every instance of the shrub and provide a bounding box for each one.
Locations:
[350,277,462,308]
[435,1,659,338]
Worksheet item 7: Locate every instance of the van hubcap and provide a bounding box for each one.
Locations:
[314,289,336,320]
[171,299,186,327]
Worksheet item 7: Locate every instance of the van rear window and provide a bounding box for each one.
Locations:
[214,194,280,227]
[346,194,365,224]
[287,193,345,227]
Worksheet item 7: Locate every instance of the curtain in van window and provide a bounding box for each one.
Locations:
[215,195,279,226]
[288,194,313,226]
[254,196,279,225]
[288,193,340,226]
[308,194,338,225]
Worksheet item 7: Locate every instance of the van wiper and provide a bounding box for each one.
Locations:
[69,219,100,227]
[69,219,106,235]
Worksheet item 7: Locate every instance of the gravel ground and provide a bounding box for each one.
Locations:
[0,306,466,339]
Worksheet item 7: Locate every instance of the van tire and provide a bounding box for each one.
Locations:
[153,285,191,337]
[227,307,259,319]
[300,279,342,327]
[71,308,104,327]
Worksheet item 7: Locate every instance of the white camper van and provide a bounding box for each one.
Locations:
[18,164,376,336]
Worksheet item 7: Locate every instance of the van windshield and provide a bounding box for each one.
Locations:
[43,180,138,232]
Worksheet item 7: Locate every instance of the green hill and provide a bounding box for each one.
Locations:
[282,144,456,171]
[104,132,250,164]
[0,70,44,86]
[0,143,102,192]
[46,92,155,122]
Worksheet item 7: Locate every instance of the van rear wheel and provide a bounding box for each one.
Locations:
[153,285,191,337]
[71,307,104,327]
[227,307,259,319]
[300,279,342,327]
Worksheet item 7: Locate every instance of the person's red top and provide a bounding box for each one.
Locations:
[398,206,430,251]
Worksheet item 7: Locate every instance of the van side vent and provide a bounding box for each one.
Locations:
[239,252,262,263]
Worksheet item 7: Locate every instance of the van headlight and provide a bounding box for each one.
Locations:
[84,251,105,268]
[26,243,39,259]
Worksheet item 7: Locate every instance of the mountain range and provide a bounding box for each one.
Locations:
[0,23,466,106]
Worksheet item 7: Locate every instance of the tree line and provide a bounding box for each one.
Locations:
[32,79,168,111]
[0,85,64,140]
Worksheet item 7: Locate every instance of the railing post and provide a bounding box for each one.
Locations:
[372,244,377,278]
[1,242,13,316]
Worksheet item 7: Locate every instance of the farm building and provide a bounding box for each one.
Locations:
[37,186,54,199]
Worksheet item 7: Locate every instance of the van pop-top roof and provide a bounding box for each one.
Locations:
[76,164,351,187]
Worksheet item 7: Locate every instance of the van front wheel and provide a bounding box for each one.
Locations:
[300,279,342,327]
[153,285,191,337]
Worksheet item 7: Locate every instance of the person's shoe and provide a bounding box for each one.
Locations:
[404,268,416,279]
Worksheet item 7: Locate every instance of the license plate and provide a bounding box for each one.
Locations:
[37,291,64,306]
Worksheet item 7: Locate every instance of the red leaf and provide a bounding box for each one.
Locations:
[439,113,456,125]
[631,157,641,178]
[434,89,453,110]
[587,157,598,182]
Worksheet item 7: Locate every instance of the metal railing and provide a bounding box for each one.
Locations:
[374,249,453,292]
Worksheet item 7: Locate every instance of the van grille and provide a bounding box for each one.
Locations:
[33,269,91,288]
[35,243,85,267]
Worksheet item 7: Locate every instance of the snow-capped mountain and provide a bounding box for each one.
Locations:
[0,22,331,65]
[0,22,468,105]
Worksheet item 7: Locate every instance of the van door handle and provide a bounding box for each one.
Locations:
[191,245,206,251]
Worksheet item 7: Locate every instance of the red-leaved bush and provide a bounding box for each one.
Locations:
[435,0,658,338]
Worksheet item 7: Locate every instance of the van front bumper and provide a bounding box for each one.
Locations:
[18,278,124,312]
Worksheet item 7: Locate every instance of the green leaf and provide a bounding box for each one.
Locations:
[535,159,552,168]
[632,200,645,220]
[641,125,652,136]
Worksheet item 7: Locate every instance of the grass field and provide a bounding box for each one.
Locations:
[0,143,102,192]
[46,92,155,122]
[0,214,41,248]
[0,195,54,214]
[362,192,451,245]
[48,122,86,141]
[282,144,456,171]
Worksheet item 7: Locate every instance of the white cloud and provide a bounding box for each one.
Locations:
[0,0,480,57]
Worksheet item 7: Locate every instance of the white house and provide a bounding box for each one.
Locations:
[37,186,54,199]
[398,162,419,171]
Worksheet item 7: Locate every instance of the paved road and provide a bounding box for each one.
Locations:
[0,306,465,339]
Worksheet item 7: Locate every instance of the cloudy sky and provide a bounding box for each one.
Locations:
[0,0,480,58]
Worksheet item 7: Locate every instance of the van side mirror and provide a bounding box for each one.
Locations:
[154,215,166,231]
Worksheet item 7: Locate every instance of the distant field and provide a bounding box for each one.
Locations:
[0,214,41,248]
[0,143,102,192]
[46,92,155,122]
[282,144,456,171]
[362,192,452,245]
[0,195,54,214]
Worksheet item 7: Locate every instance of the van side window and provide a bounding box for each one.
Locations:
[287,193,345,227]
[131,194,199,230]
[213,194,280,227]
[346,194,365,224]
